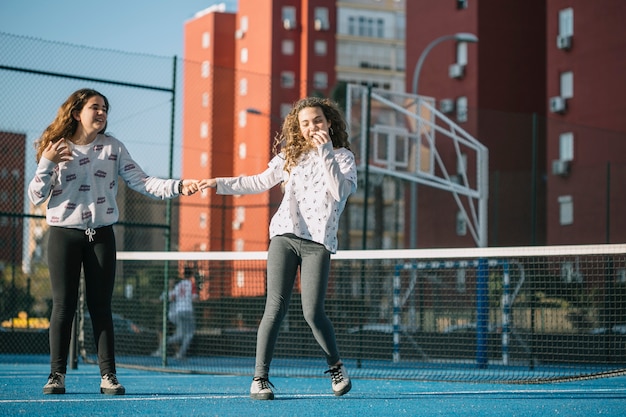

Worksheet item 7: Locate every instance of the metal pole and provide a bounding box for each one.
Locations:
[357,85,373,369]
[160,55,178,366]
[530,113,538,245]
[410,33,478,248]
[476,257,488,368]
[361,85,372,250]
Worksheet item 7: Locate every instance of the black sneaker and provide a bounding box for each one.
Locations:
[43,372,66,394]
[325,363,352,396]
[250,377,274,400]
[100,373,125,395]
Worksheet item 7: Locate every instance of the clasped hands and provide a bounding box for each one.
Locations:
[180,178,217,196]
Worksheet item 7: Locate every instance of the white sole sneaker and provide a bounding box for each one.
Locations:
[250,377,274,400]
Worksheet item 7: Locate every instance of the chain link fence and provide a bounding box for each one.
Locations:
[0,32,180,352]
[2,32,626,377]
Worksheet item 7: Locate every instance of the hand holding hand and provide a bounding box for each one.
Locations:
[180,179,200,196]
[198,178,217,190]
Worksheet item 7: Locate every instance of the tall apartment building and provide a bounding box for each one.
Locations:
[180,1,337,297]
[336,0,405,91]
[406,0,626,247]
[545,0,626,245]
[335,1,407,250]
[404,1,542,248]
[180,0,626,259]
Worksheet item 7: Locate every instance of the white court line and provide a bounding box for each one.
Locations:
[405,388,626,396]
[0,393,329,404]
[2,388,625,404]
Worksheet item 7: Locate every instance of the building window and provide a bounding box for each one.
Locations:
[232,206,245,230]
[560,71,573,99]
[200,152,208,168]
[280,103,292,119]
[239,78,248,96]
[202,92,209,107]
[366,18,374,37]
[282,6,296,30]
[201,61,210,78]
[348,16,356,35]
[314,7,330,31]
[235,206,245,224]
[235,238,244,251]
[457,0,468,10]
[456,211,467,236]
[199,213,207,229]
[457,153,467,175]
[282,39,295,55]
[456,268,466,292]
[313,72,328,89]
[559,132,574,161]
[281,71,295,88]
[358,17,366,36]
[238,110,247,127]
[376,18,384,38]
[202,32,210,48]
[240,48,248,63]
[238,143,247,160]
[558,195,573,225]
[456,96,468,122]
[558,8,574,37]
[240,15,249,33]
[236,270,245,287]
[200,122,208,138]
[314,40,327,56]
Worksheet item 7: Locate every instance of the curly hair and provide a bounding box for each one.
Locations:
[272,97,351,174]
[34,88,109,162]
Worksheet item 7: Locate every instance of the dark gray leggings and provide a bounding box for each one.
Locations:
[254,234,341,378]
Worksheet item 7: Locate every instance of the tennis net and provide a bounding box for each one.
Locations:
[80,244,626,382]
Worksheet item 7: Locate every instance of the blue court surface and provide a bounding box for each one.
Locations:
[1,355,625,416]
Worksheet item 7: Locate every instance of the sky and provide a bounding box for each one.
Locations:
[0,0,238,179]
[1,0,240,266]
[0,0,238,57]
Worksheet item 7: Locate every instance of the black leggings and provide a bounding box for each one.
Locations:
[47,225,117,376]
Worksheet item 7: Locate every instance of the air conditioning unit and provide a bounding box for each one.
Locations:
[557,35,572,50]
[449,63,465,79]
[550,96,567,113]
[439,99,455,114]
[552,159,570,176]
[283,19,295,30]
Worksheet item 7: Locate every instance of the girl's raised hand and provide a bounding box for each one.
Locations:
[42,139,73,164]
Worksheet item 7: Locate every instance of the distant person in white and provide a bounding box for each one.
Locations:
[156,267,198,359]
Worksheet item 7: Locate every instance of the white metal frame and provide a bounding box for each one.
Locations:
[347,84,489,247]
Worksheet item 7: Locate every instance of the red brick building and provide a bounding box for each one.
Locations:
[406,0,626,247]
[181,0,626,272]
[179,1,336,297]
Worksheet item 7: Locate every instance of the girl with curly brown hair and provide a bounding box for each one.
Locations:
[199,97,357,400]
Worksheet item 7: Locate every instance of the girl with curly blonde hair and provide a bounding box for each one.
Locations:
[200,96,357,400]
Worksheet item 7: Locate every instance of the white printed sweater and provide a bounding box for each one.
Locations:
[28,134,181,229]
